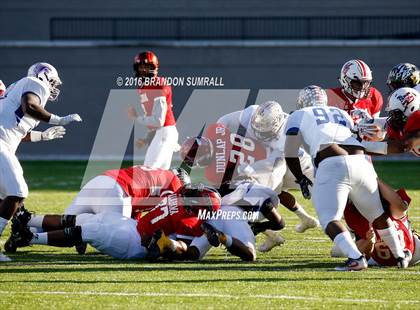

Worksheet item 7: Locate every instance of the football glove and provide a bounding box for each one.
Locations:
[49,113,82,126]
[296,175,313,200]
[42,126,66,141]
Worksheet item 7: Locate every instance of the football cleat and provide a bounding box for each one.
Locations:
[6,226,33,250]
[258,233,285,253]
[4,205,33,253]
[335,255,368,271]
[201,222,223,247]
[295,216,320,233]
[396,250,412,269]
[75,242,87,255]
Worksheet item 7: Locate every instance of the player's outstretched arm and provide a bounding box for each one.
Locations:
[21,92,82,125]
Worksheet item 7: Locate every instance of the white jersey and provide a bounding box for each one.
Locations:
[414,84,420,93]
[0,77,49,153]
[285,106,361,158]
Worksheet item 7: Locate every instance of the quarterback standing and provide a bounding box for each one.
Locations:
[128,51,179,169]
[0,62,82,261]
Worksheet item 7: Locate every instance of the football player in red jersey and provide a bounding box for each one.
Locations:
[332,181,420,267]
[0,80,5,97]
[327,59,383,122]
[5,184,221,260]
[128,51,179,169]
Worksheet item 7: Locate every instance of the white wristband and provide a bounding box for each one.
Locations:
[49,114,61,125]
[30,131,42,142]
[361,141,388,155]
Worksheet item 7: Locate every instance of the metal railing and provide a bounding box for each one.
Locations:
[50,16,420,40]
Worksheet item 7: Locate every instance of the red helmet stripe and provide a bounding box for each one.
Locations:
[356,60,367,78]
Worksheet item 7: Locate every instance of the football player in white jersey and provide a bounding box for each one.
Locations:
[217,101,319,252]
[284,86,411,271]
[0,62,82,261]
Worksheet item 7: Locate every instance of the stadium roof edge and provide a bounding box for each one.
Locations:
[2,39,420,48]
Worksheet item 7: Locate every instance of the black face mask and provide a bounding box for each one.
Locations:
[386,110,407,132]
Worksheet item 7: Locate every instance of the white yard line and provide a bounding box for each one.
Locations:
[0,290,418,304]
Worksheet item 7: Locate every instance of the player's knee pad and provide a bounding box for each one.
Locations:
[63,226,83,246]
[61,215,77,228]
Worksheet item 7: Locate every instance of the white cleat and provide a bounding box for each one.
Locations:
[258,233,285,253]
[0,252,12,262]
[335,256,368,271]
[295,216,320,233]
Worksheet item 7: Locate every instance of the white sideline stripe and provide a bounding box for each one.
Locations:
[0,290,418,304]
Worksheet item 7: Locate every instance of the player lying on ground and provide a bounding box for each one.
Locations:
[0,63,82,262]
[284,87,411,271]
[63,165,190,217]
[145,179,286,261]
[332,181,420,267]
[6,185,221,260]
[180,102,319,252]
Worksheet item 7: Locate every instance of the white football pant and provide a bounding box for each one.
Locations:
[312,154,384,230]
[144,125,179,169]
[75,212,147,259]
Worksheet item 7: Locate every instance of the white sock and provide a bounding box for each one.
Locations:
[0,217,8,236]
[169,239,177,252]
[263,230,277,239]
[376,226,405,259]
[29,227,44,233]
[333,231,362,259]
[294,205,312,221]
[27,215,44,228]
[30,232,48,245]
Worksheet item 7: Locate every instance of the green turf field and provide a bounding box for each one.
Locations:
[1,161,419,309]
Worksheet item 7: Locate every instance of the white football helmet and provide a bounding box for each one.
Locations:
[251,101,286,142]
[387,87,420,116]
[339,59,372,99]
[27,62,62,101]
[386,87,420,131]
[296,85,328,109]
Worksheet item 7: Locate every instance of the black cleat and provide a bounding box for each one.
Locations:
[75,242,87,255]
[6,226,33,251]
[11,205,32,234]
[201,222,221,247]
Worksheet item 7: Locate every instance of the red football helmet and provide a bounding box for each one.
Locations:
[180,136,214,168]
[133,51,159,78]
[179,184,221,215]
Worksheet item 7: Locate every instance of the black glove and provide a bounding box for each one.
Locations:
[295,175,313,200]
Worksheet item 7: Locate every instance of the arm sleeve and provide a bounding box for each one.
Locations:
[136,96,167,128]
[284,111,305,158]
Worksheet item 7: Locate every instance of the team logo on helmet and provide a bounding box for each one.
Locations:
[296,85,328,109]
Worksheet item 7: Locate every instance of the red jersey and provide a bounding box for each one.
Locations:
[137,77,176,127]
[203,123,267,186]
[135,194,203,239]
[103,166,182,212]
[386,110,420,140]
[344,198,415,266]
[327,87,383,120]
